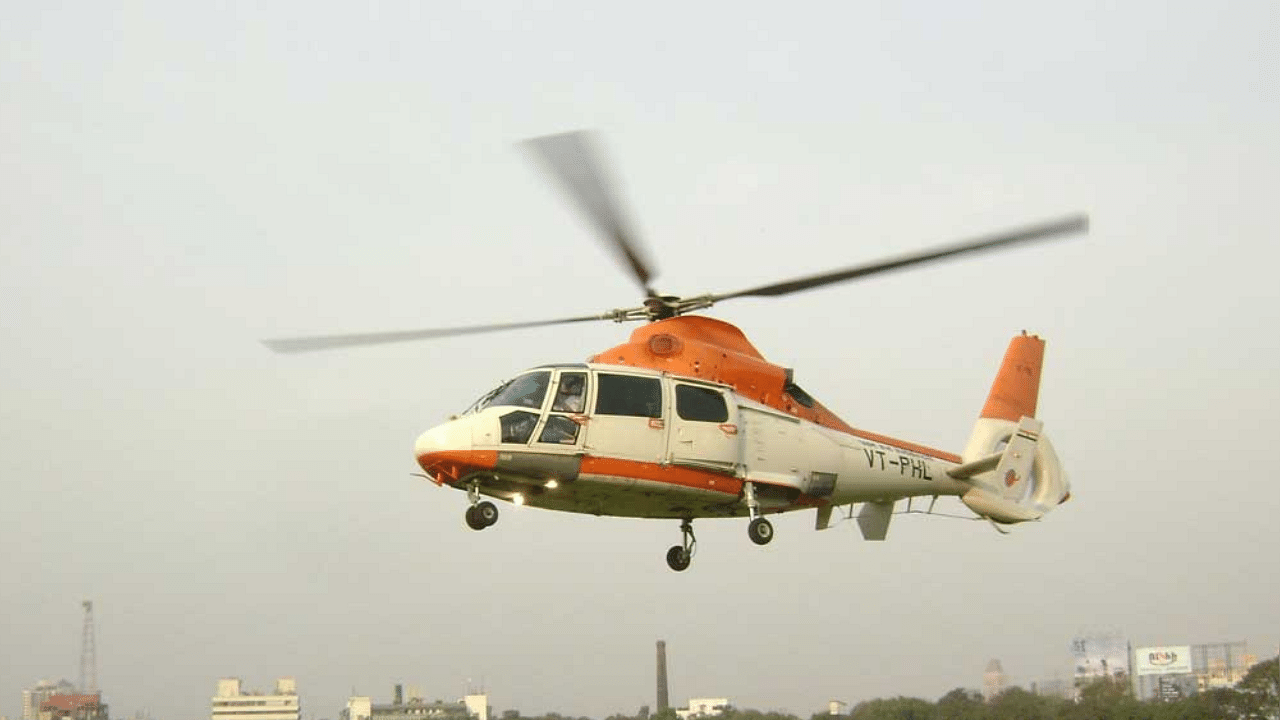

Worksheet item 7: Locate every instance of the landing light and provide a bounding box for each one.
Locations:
[513,493,525,506]
[545,480,559,489]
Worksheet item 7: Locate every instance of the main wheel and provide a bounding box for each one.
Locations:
[465,506,486,530]
[666,545,691,572]
[476,500,499,527]
[748,517,774,545]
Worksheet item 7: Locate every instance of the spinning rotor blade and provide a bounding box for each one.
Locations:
[523,131,658,296]
[262,313,611,354]
[709,214,1089,302]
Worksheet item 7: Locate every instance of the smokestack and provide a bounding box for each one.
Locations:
[656,640,669,712]
[395,685,403,706]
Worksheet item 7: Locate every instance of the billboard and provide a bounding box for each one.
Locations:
[1136,646,1193,676]
[1072,634,1131,683]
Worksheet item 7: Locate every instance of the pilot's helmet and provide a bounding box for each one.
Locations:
[561,374,583,392]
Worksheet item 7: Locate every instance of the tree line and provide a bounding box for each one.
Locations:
[504,656,1277,720]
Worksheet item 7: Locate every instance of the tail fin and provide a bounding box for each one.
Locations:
[980,331,1044,423]
[953,333,1069,525]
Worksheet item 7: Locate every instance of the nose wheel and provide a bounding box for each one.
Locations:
[665,519,696,572]
[465,501,499,530]
[463,481,499,530]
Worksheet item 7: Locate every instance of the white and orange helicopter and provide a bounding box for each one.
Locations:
[266,131,1087,571]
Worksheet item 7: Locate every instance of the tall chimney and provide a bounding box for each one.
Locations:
[395,685,403,706]
[656,640,669,712]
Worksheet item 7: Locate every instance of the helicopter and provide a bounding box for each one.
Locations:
[265,131,1087,571]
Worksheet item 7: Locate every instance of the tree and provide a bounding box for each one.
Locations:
[716,707,800,720]
[1196,656,1280,720]
[848,697,934,720]
[934,689,985,720]
[1235,656,1280,720]
[1060,677,1142,720]
[649,710,679,720]
[986,687,1053,720]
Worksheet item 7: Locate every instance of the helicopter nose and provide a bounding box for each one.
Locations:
[414,417,494,485]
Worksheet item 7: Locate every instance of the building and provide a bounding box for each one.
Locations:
[1133,641,1257,700]
[675,698,728,720]
[40,695,107,720]
[1192,643,1254,692]
[22,681,76,720]
[1071,633,1131,688]
[211,678,301,720]
[1029,678,1072,700]
[982,660,1006,701]
[343,688,489,720]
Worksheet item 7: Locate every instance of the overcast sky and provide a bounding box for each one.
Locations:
[3,2,1279,720]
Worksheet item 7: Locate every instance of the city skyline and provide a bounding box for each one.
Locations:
[9,631,1276,720]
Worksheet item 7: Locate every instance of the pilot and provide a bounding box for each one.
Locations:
[552,374,585,413]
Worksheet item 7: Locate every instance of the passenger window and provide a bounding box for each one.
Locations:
[488,371,551,410]
[676,384,729,422]
[551,372,587,413]
[500,411,539,444]
[595,374,662,418]
[537,415,580,445]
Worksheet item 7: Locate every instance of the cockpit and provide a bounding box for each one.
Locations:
[465,366,595,446]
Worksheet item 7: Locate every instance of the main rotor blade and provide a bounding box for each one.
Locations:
[710,214,1089,302]
[523,131,658,295]
[262,313,612,354]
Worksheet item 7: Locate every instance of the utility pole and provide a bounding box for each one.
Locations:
[80,600,97,694]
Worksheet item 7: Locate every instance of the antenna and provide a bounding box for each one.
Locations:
[80,600,98,693]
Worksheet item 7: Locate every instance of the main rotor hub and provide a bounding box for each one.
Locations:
[643,295,682,321]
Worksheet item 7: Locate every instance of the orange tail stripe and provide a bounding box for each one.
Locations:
[981,334,1045,422]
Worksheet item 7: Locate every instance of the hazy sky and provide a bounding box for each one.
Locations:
[3,2,1278,720]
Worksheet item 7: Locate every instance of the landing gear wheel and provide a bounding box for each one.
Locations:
[476,501,499,527]
[666,545,691,572]
[664,518,697,572]
[748,517,774,545]
[465,506,486,530]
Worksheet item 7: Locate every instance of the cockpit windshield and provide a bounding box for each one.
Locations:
[465,371,551,414]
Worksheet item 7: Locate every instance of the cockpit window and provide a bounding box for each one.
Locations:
[551,372,587,413]
[595,373,662,418]
[500,411,539,444]
[482,371,551,411]
[537,415,580,444]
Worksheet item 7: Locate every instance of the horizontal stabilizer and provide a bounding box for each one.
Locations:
[947,453,1000,480]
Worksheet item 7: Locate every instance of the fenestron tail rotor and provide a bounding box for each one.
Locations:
[261,132,1089,353]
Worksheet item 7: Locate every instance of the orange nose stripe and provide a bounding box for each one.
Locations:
[417,449,498,485]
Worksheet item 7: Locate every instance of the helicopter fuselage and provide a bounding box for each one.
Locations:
[415,359,971,522]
